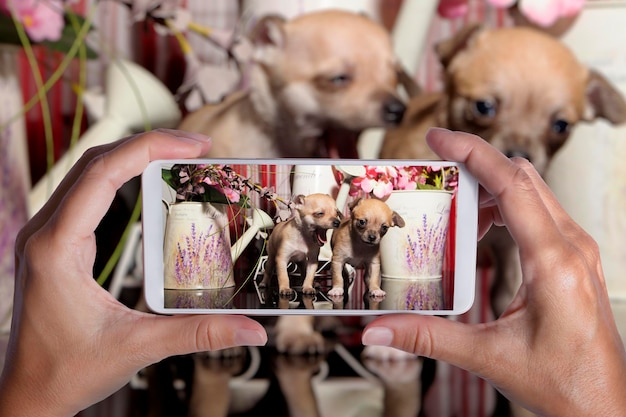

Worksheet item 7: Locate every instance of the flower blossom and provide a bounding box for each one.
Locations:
[1,0,65,42]
[437,0,585,28]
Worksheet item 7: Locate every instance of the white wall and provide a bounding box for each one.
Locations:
[546,0,626,339]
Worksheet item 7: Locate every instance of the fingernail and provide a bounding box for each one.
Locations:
[157,128,212,143]
[427,127,452,135]
[362,327,394,346]
[234,329,267,346]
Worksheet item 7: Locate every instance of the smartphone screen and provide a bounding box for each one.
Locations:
[142,159,478,315]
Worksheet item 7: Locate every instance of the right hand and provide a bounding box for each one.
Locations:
[363,128,626,416]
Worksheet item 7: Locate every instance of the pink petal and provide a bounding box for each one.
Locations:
[437,0,470,19]
[518,0,561,27]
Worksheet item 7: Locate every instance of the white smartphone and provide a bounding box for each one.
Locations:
[142,159,478,316]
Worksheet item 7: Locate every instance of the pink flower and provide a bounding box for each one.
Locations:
[437,0,585,28]
[516,0,585,27]
[437,0,471,19]
[1,0,65,42]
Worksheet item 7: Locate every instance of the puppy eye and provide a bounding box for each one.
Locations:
[315,73,353,92]
[329,74,352,87]
[314,212,325,218]
[552,119,570,135]
[357,219,367,227]
[472,99,497,118]
[380,225,389,233]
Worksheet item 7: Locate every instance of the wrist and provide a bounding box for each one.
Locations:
[0,367,74,417]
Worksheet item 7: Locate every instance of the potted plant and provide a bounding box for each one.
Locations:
[347,164,458,310]
[161,163,290,295]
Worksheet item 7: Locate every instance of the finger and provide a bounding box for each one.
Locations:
[134,314,267,363]
[426,128,560,255]
[53,130,211,239]
[511,158,582,236]
[362,315,488,376]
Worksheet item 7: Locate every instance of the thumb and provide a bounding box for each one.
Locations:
[362,314,486,374]
[133,314,267,364]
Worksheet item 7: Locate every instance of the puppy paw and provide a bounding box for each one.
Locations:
[327,287,344,297]
[369,288,386,298]
[274,317,325,355]
[279,287,294,297]
[302,286,316,295]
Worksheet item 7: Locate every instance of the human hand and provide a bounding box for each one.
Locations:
[362,128,626,416]
[0,130,267,417]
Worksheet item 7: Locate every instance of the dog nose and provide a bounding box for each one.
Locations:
[382,98,406,125]
[333,219,340,228]
[367,234,377,243]
[505,150,531,161]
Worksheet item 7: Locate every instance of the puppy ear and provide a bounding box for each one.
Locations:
[336,209,344,220]
[391,211,405,228]
[348,197,362,212]
[248,15,287,48]
[584,69,626,124]
[395,62,422,98]
[435,23,484,69]
[293,194,306,207]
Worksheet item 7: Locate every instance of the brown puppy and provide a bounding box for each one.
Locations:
[381,24,626,174]
[380,24,626,317]
[179,9,406,158]
[260,193,342,296]
[329,198,405,298]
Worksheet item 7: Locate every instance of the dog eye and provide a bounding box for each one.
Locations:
[314,72,353,92]
[380,225,389,233]
[357,219,367,227]
[314,212,325,218]
[472,100,497,118]
[329,74,352,87]
[552,119,570,135]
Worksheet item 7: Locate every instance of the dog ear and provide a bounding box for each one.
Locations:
[391,211,405,228]
[583,69,626,124]
[435,23,484,69]
[248,14,287,48]
[293,194,306,208]
[395,62,421,98]
[348,197,362,213]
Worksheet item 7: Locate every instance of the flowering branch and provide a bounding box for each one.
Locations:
[162,164,292,212]
[348,165,459,199]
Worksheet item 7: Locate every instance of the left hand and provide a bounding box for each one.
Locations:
[0,130,268,417]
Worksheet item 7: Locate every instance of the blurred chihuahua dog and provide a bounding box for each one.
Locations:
[179,9,406,159]
[380,24,626,316]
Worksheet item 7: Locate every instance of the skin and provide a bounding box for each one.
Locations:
[363,128,626,416]
[0,130,267,417]
[1,128,625,416]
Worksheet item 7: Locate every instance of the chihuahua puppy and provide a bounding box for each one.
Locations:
[380,24,626,317]
[381,24,626,172]
[329,198,405,298]
[260,193,342,296]
[179,9,406,159]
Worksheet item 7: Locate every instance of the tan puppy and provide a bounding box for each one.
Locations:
[260,193,342,296]
[329,198,405,298]
[381,24,626,174]
[380,24,626,317]
[179,9,406,158]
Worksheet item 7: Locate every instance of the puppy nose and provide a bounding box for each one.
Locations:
[382,98,406,125]
[367,234,377,243]
[505,150,531,162]
[332,219,340,228]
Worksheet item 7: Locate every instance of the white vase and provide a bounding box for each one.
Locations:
[379,190,453,310]
[163,202,234,290]
[0,45,30,334]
